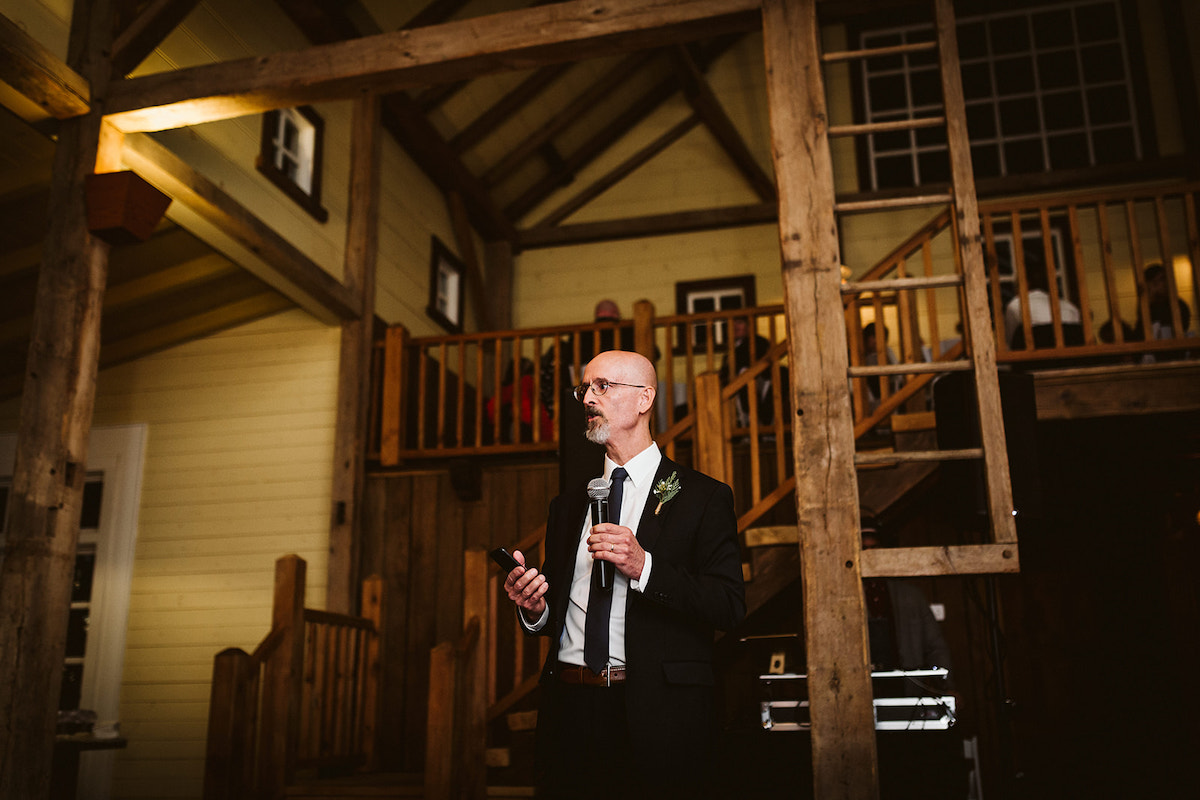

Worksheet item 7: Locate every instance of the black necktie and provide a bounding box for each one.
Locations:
[584,467,627,674]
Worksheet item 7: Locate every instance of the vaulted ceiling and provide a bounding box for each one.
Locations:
[0,0,798,399]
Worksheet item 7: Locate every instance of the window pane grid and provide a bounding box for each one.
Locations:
[860,0,1140,189]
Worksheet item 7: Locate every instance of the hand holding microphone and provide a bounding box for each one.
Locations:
[587,477,615,590]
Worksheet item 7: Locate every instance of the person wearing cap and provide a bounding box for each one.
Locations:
[501,350,745,799]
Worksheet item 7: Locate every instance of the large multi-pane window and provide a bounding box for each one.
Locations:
[858,0,1142,190]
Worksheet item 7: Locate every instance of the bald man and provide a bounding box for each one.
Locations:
[503,350,745,799]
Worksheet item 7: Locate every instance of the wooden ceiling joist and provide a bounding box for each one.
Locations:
[103,0,762,133]
[519,201,777,248]
[671,45,776,202]
[0,11,89,119]
[482,50,659,187]
[272,0,518,243]
[530,112,703,229]
[121,132,360,322]
[502,33,744,222]
[449,63,572,154]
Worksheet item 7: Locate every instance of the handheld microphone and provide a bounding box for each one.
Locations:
[587,477,615,591]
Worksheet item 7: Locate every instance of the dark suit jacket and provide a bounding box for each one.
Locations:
[532,454,745,771]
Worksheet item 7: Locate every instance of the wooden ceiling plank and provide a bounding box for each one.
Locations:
[671,45,776,202]
[481,50,658,187]
[531,112,703,229]
[519,201,777,248]
[0,12,90,119]
[103,0,763,133]
[110,0,204,76]
[120,132,361,321]
[450,63,572,154]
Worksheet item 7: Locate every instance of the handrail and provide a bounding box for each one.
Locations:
[203,556,382,800]
[370,179,1198,534]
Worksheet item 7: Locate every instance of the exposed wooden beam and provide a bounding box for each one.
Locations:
[449,63,571,153]
[272,0,517,244]
[0,11,90,119]
[502,34,742,222]
[671,44,776,202]
[110,0,204,76]
[120,132,360,322]
[745,529,1021,576]
[96,290,292,368]
[1034,362,1200,420]
[482,50,658,187]
[518,201,776,248]
[530,112,703,229]
[380,93,517,243]
[103,0,762,133]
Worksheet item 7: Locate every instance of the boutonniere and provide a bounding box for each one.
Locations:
[653,472,681,515]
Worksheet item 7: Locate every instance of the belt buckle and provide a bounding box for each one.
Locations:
[605,666,611,688]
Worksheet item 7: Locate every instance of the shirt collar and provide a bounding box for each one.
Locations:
[604,442,662,491]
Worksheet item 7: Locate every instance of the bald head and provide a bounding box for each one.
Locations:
[589,350,656,387]
[581,350,657,461]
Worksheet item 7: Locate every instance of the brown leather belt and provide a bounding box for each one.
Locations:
[557,663,626,687]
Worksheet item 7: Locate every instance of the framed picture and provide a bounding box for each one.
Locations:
[426,236,465,334]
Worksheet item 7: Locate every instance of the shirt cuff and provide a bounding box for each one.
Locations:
[520,604,549,632]
[630,551,653,592]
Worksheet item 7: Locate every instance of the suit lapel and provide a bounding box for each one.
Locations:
[634,457,678,554]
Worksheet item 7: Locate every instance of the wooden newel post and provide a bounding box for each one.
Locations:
[424,642,456,799]
[359,575,384,771]
[461,551,489,799]
[694,372,728,484]
[380,325,410,467]
[203,648,253,800]
[633,299,656,362]
[260,555,306,798]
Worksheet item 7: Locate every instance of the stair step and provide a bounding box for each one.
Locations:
[486,747,511,768]
[506,709,537,731]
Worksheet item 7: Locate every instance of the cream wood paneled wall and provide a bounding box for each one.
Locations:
[0,309,339,798]
[103,309,337,797]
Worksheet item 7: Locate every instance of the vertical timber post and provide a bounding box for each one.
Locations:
[0,1,114,797]
[761,1,879,798]
[329,93,381,614]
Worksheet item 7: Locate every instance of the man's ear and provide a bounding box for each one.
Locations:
[637,386,657,415]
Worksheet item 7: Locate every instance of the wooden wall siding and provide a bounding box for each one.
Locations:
[361,461,558,773]
[69,309,339,798]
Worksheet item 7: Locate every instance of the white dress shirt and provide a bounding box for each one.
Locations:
[524,442,661,669]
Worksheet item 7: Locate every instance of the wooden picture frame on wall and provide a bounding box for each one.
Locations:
[426,236,465,334]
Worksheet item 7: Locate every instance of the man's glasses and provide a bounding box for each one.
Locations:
[573,379,648,402]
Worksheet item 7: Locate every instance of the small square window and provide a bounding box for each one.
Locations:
[674,276,757,353]
[426,236,466,334]
[257,106,328,223]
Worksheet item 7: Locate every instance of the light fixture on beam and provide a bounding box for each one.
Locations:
[85,171,171,244]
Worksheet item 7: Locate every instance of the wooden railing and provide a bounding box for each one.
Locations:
[370,180,1198,525]
[203,556,382,800]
